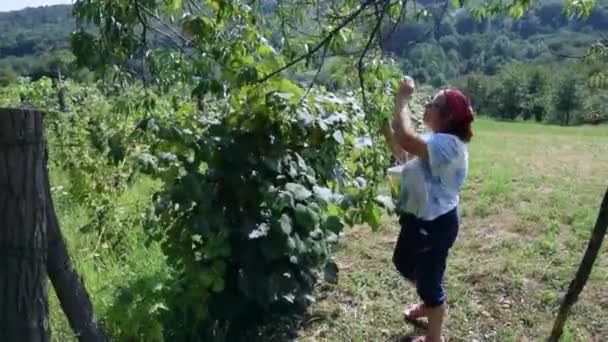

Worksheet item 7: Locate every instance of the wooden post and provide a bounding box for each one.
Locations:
[0,108,50,341]
[548,186,608,341]
[0,107,107,341]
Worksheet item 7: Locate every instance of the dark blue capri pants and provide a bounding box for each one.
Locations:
[393,208,459,307]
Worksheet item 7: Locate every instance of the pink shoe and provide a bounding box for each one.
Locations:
[411,336,444,342]
[403,303,427,320]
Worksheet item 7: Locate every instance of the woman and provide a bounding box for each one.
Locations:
[382,77,474,342]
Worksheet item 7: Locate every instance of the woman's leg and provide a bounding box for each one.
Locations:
[425,304,447,342]
[416,248,449,341]
[393,214,421,283]
[414,209,459,341]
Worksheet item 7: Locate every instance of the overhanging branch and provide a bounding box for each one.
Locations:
[358,0,390,112]
[256,0,376,83]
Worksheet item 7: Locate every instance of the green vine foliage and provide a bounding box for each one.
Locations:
[139,83,394,339]
[65,0,596,339]
[0,77,163,261]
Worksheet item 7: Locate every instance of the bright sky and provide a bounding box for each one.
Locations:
[0,0,72,12]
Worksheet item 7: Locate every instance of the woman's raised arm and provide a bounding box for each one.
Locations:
[391,77,428,159]
[381,121,408,164]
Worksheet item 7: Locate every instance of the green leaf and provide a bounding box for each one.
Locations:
[212,260,226,274]
[363,205,382,230]
[332,131,345,144]
[200,270,215,288]
[313,186,333,202]
[375,195,395,212]
[287,236,297,251]
[508,4,524,19]
[248,222,270,239]
[164,0,183,13]
[285,183,312,201]
[268,78,304,100]
[257,43,277,58]
[389,2,402,21]
[212,277,225,293]
[282,293,296,303]
[272,191,295,211]
[295,203,319,231]
[138,153,158,174]
[279,214,293,235]
[148,302,169,315]
[324,215,344,234]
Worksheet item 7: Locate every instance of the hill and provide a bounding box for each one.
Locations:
[0,5,75,83]
[0,1,607,85]
[384,0,608,85]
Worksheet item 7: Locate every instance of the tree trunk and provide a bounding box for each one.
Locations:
[44,150,108,342]
[548,186,608,342]
[0,108,50,341]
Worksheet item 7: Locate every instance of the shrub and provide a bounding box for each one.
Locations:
[141,86,388,340]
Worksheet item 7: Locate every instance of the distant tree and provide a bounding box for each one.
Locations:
[536,2,568,29]
[518,15,543,38]
[491,35,516,59]
[0,67,18,86]
[554,75,581,125]
[436,21,456,37]
[524,69,550,122]
[587,6,608,30]
[462,73,492,111]
[484,56,506,75]
[438,35,459,52]
[456,16,476,34]
[431,73,446,87]
[459,36,479,60]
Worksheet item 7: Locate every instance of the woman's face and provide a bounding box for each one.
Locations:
[423,91,446,132]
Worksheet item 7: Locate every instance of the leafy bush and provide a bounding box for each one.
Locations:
[134,81,392,339]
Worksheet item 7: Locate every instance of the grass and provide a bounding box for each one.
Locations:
[47,172,167,341]
[297,118,608,341]
[46,118,608,341]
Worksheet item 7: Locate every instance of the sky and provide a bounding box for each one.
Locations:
[0,0,72,12]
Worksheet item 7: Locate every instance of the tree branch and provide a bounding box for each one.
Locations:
[186,0,203,14]
[277,0,293,53]
[358,0,390,112]
[382,1,407,46]
[134,2,150,87]
[404,1,450,49]
[135,0,190,44]
[301,38,332,101]
[257,0,375,84]
[548,186,608,341]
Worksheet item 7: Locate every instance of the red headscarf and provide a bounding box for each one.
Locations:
[443,89,474,124]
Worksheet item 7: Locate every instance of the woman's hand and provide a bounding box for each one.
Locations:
[395,76,416,105]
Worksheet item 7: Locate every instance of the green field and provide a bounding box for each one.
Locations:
[48,118,608,341]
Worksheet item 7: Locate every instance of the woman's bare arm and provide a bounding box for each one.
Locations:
[392,79,428,159]
[381,121,408,164]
